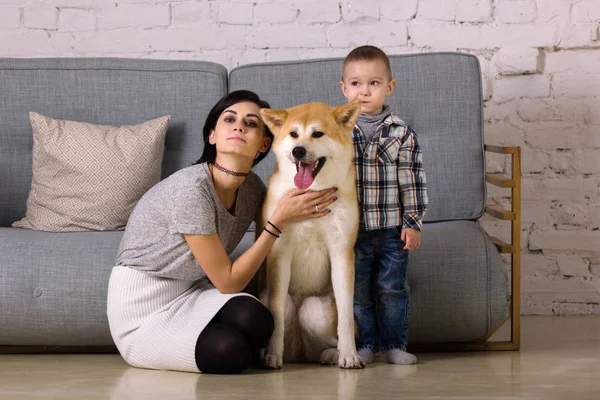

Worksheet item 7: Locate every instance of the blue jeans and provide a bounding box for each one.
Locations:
[353,228,410,353]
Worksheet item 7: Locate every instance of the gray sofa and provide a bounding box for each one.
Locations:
[0,54,508,351]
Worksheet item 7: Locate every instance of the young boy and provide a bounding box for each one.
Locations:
[340,45,428,365]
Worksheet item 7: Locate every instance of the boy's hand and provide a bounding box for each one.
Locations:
[401,228,421,250]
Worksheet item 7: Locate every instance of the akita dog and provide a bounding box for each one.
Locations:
[258,100,364,369]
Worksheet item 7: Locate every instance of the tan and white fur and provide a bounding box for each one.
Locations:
[258,100,363,369]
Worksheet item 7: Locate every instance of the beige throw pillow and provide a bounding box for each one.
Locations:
[12,112,170,232]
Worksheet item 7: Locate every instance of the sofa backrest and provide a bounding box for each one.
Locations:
[230,53,486,223]
[0,58,227,227]
[1,53,485,227]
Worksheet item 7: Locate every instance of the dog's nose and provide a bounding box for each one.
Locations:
[292,146,306,160]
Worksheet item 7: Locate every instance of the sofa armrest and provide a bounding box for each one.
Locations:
[483,144,521,248]
[483,144,521,350]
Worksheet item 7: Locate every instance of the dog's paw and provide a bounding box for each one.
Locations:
[320,348,339,365]
[338,352,365,369]
[260,347,283,370]
[262,353,283,369]
[262,337,284,369]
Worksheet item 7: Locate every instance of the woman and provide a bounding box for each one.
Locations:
[107,90,336,374]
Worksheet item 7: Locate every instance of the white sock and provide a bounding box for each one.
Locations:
[384,349,417,365]
[357,349,375,364]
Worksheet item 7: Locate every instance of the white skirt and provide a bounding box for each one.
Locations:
[106,266,253,373]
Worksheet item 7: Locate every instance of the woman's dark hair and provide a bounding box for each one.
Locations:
[194,90,273,167]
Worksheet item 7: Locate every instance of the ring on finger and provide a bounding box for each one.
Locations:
[314,204,319,212]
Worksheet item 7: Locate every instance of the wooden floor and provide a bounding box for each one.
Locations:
[1,316,599,399]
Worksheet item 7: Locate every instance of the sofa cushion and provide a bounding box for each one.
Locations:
[230,53,485,223]
[407,220,509,342]
[236,219,509,343]
[0,58,228,227]
[12,113,169,232]
[0,227,123,346]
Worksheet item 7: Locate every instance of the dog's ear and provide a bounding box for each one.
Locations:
[259,108,287,135]
[333,99,361,130]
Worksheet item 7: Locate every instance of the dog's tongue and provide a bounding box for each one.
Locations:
[294,162,315,189]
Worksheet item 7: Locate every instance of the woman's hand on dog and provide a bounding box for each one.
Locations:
[270,187,338,230]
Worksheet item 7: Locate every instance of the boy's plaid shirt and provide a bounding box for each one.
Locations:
[353,114,428,232]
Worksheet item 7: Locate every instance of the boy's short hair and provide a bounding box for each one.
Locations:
[342,45,392,80]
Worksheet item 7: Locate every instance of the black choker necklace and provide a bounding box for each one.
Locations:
[211,162,249,177]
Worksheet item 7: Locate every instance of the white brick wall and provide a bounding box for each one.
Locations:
[327,21,407,48]
[418,0,457,21]
[572,0,600,22]
[493,75,551,103]
[341,0,380,22]
[254,3,297,24]
[0,7,21,29]
[497,0,537,24]
[23,6,58,30]
[297,2,340,24]
[494,47,541,76]
[1,0,599,316]
[59,9,95,31]
[171,2,210,25]
[97,5,170,30]
[214,2,254,25]
[381,0,418,21]
[456,0,492,22]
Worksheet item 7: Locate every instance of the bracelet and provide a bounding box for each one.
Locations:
[267,221,282,234]
[263,227,280,238]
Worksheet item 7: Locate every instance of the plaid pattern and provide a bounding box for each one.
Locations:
[353,114,428,231]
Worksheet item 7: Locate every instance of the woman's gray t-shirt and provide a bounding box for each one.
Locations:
[116,163,266,281]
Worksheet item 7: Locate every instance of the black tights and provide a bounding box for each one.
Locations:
[194,296,274,374]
